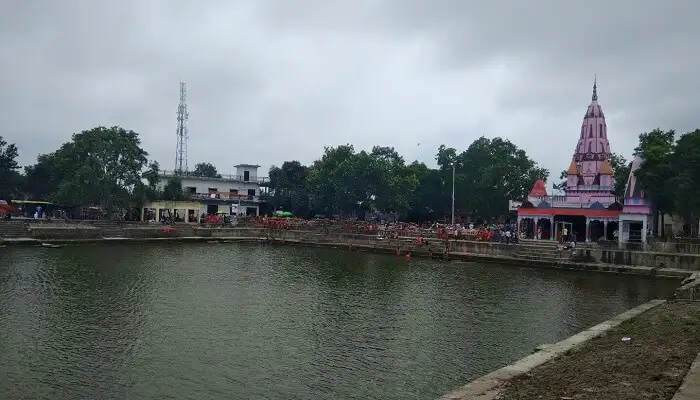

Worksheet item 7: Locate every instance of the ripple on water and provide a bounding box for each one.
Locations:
[0,243,680,400]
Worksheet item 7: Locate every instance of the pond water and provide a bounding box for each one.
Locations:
[0,243,679,399]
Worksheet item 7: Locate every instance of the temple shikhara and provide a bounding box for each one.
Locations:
[517,80,627,242]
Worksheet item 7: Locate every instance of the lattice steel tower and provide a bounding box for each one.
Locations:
[174,81,189,174]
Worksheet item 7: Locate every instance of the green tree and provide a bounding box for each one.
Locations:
[609,152,630,197]
[437,137,548,222]
[268,161,310,215]
[24,126,149,212]
[668,129,700,235]
[370,146,418,216]
[0,136,21,199]
[269,139,545,222]
[162,177,185,201]
[307,145,362,215]
[142,161,162,200]
[130,161,162,205]
[404,161,446,222]
[23,153,61,200]
[552,170,567,192]
[634,128,676,236]
[192,162,221,178]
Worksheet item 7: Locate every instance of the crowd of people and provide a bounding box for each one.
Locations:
[242,217,518,243]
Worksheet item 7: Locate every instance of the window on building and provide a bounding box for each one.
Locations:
[186,186,196,194]
[243,171,250,181]
[208,187,218,194]
[589,125,593,138]
[587,142,592,152]
[247,189,256,197]
[580,126,584,138]
[599,123,603,137]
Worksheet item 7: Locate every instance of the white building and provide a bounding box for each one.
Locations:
[158,164,268,217]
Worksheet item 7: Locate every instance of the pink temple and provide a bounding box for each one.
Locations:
[518,78,622,242]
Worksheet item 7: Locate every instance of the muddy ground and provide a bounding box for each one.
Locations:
[496,300,700,400]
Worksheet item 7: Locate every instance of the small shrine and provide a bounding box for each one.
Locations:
[618,155,652,246]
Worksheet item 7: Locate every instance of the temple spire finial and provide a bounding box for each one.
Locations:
[592,75,598,101]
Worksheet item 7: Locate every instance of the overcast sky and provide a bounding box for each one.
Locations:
[2,0,699,183]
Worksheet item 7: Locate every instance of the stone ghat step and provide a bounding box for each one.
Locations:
[515,250,569,258]
[517,242,594,251]
[514,254,575,262]
[0,223,29,237]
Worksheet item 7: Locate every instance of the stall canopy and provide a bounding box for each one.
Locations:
[0,201,19,213]
[273,211,293,217]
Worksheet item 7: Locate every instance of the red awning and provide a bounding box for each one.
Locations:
[0,203,19,213]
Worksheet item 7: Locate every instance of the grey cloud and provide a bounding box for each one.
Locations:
[1,0,699,185]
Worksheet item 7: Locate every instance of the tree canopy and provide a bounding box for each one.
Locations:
[22,126,149,211]
[269,137,547,222]
[192,162,221,178]
[0,136,21,199]
[633,128,700,235]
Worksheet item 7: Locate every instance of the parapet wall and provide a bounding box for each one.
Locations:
[265,229,519,260]
[27,224,102,240]
[3,222,700,271]
[600,248,700,270]
[645,240,700,255]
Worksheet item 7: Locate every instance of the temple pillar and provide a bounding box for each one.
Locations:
[642,219,648,243]
[585,218,590,243]
[550,216,555,241]
[534,219,539,239]
[603,220,608,241]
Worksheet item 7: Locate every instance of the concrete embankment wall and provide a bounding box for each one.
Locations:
[646,240,700,255]
[1,223,698,275]
[599,248,700,270]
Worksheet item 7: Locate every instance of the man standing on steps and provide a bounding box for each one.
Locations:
[562,226,569,242]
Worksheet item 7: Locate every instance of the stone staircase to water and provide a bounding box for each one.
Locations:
[173,223,195,237]
[0,221,29,238]
[513,239,580,262]
[90,221,125,238]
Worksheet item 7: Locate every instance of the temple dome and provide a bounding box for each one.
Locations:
[529,179,548,197]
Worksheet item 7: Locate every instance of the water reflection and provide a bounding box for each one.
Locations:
[0,243,679,400]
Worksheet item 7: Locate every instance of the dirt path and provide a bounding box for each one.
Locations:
[496,301,700,400]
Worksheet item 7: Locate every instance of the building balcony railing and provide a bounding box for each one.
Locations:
[570,185,613,191]
[160,170,269,183]
[530,195,617,209]
[187,192,265,202]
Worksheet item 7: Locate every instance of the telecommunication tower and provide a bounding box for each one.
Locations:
[174,81,189,174]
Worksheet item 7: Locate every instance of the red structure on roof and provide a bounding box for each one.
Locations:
[529,179,548,197]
